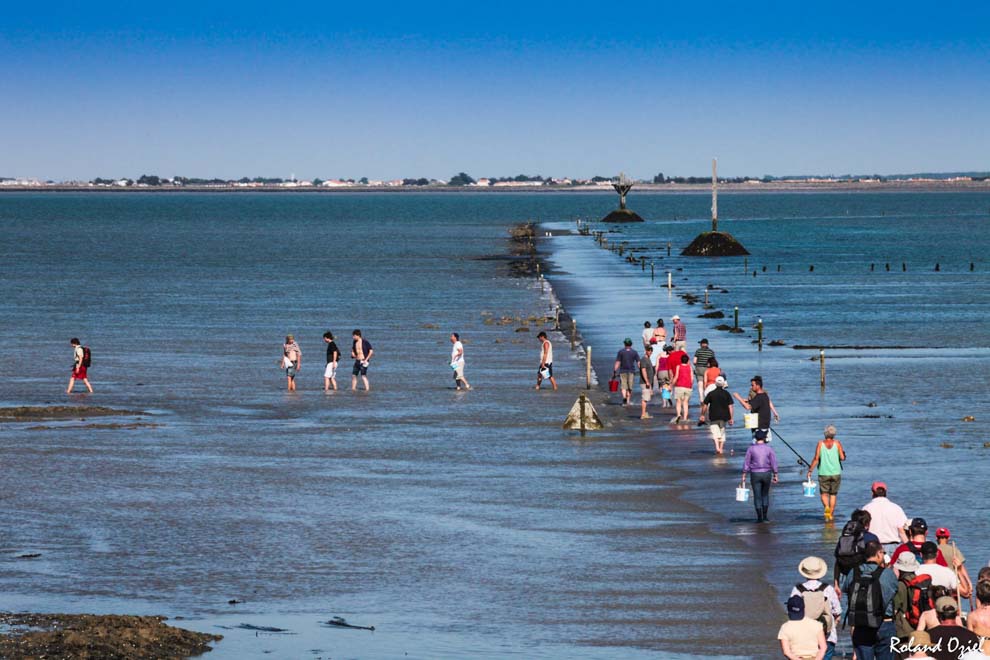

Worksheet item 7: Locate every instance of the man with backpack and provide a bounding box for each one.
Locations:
[890,519,949,573]
[835,510,877,589]
[892,553,934,641]
[66,337,93,394]
[790,556,842,660]
[840,540,899,660]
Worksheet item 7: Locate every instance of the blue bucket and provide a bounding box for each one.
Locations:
[802,480,818,497]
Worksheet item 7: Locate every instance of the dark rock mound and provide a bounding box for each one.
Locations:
[601,209,644,223]
[681,231,750,256]
[0,613,222,659]
[699,311,725,319]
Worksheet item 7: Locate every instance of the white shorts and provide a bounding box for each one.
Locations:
[324,363,337,379]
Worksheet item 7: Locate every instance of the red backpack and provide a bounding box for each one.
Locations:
[901,573,934,628]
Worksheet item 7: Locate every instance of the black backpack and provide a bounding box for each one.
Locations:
[82,346,92,368]
[846,565,887,629]
[834,519,866,575]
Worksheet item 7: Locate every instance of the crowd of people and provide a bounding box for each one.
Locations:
[777,484,989,659]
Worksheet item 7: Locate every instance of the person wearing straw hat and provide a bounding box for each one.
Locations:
[281,334,301,392]
[895,630,936,659]
[790,556,841,660]
[806,425,846,522]
[777,594,828,660]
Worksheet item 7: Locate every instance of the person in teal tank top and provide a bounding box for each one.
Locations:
[807,425,847,521]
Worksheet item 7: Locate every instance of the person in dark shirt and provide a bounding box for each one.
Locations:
[701,376,734,454]
[733,375,780,442]
[927,597,983,660]
[613,338,640,406]
[323,331,340,391]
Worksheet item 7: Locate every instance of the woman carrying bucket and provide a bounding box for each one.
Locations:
[741,430,779,523]
[806,425,846,522]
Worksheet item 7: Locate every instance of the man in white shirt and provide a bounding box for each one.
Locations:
[916,541,959,591]
[449,333,470,391]
[862,481,909,550]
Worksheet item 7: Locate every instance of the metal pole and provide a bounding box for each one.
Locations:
[579,393,587,437]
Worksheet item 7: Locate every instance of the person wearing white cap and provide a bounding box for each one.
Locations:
[790,556,841,660]
[700,375,733,455]
[671,314,686,351]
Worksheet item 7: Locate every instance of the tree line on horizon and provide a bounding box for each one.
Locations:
[82,170,990,187]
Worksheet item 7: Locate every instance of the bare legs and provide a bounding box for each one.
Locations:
[66,376,93,394]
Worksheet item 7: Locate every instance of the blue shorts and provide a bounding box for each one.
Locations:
[286,363,297,378]
[352,360,368,376]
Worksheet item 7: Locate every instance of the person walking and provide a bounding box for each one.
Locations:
[777,595,828,660]
[66,338,93,394]
[323,331,340,391]
[807,425,847,522]
[536,331,557,391]
[935,527,973,600]
[282,334,301,392]
[693,338,715,404]
[790,556,842,660]
[652,318,667,346]
[701,375,734,454]
[670,353,693,423]
[742,430,778,522]
[641,321,653,350]
[861,482,910,552]
[671,314,686,351]
[612,338,640,406]
[449,332,470,390]
[639,344,655,419]
[733,375,780,441]
[351,329,373,391]
[840,540,899,660]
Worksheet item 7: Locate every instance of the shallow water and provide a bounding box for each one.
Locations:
[1,192,785,658]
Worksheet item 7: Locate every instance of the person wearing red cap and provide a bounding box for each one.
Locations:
[890,518,949,573]
[861,482,909,550]
[936,527,973,600]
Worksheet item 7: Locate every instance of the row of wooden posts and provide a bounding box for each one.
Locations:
[579,220,829,390]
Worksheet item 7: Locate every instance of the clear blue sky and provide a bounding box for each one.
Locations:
[2,2,988,181]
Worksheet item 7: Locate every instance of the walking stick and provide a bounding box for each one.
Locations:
[952,540,964,614]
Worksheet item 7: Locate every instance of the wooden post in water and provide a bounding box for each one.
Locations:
[651,262,655,281]
[704,288,709,305]
[667,242,671,257]
[757,318,763,352]
[734,306,739,330]
[579,393,587,437]
[555,306,560,330]
[571,321,577,350]
[640,256,646,271]
[586,346,592,389]
[667,272,672,290]
[820,349,826,389]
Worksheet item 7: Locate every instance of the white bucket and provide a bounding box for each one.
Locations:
[803,480,818,497]
[743,412,759,429]
[736,486,751,502]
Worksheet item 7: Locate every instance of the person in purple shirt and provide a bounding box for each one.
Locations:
[742,429,779,523]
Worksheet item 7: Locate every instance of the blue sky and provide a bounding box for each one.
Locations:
[2,2,988,180]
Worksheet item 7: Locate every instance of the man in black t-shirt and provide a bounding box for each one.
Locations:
[733,375,780,442]
[927,597,983,660]
[323,331,340,391]
[701,376,734,454]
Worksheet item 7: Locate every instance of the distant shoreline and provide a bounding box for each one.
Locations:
[2,180,990,194]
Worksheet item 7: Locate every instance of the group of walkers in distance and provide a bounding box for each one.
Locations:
[279,330,375,392]
[777,482,990,660]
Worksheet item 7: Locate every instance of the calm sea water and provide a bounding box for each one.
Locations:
[0,191,988,658]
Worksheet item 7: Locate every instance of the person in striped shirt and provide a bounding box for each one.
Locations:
[693,338,716,404]
[671,315,686,351]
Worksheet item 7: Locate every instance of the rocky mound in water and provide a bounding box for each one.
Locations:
[601,209,644,223]
[681,231,749,256]
[0,613,222,659]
